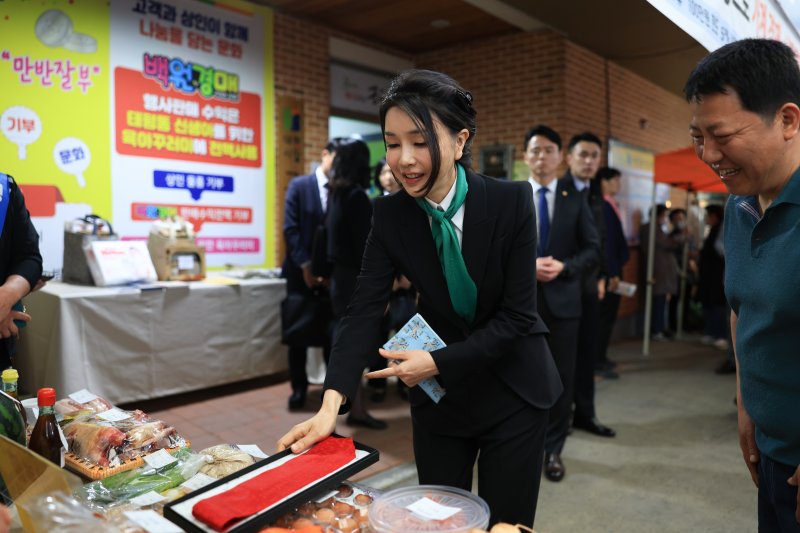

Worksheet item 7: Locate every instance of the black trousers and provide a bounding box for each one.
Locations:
[412,400,548,528]
[574,292,600,420]
[538,294,580,456]
[758,453,800,532]
[285,268,331,394]
[595,292,621,369]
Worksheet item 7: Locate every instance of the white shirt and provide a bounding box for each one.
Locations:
[315,166,328,212]
[572,174,589,192]
[424,176,464,249]
[528,177,557,241]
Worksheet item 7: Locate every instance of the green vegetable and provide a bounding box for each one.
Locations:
[77,448,193,504]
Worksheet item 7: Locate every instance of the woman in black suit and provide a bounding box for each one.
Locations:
[279,70,561,527]
[326,138,387,429]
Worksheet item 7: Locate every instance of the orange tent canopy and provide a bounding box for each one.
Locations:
[654,146,728,193]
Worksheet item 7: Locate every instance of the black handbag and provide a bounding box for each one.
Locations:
[280,289,332,347]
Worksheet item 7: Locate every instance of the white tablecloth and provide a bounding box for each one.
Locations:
[16,277,288,404]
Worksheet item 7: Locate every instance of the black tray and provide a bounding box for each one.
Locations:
[163,436,379,533]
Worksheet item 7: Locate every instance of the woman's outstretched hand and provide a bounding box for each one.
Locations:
[277,389,343,454]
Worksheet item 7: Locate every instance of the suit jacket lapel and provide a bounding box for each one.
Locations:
[461,171,496,323]
[398,193,468,330]
[549,180,570,247]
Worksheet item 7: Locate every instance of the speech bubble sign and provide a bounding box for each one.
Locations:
[53,137,91,187]
[153,170,234,201]
[1,106,42,160]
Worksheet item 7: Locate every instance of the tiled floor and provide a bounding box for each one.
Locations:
[123,376,415,482]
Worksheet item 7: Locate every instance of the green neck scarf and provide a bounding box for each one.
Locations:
[415,163,477,324]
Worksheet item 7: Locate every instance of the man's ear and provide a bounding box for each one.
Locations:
[780,103,800,141]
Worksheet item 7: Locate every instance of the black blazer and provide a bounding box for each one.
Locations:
[535,178,600,320]
[281,173,326,293]
[563,173,609,295]
[324,170,562,432]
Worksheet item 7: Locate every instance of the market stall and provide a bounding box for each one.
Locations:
[16,276,288,404]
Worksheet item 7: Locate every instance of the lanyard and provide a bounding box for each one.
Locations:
[0,173,9,235]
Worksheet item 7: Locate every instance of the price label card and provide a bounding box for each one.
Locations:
[143,449,177,469]
[180,472,216,491]
[177,255,195,270]
[97,408,131,422]
[406,497,461,521]
[129,491,167,507]
[124,510,183,533]
[69,389,99,404]
[236,444,268,459]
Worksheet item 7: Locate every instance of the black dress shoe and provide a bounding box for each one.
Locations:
[288,390,306,411]
[544,453,565,482]
[346,414,388,430]
[573,416,616,437]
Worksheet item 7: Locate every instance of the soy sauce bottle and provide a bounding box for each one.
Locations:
[28,388,64,467]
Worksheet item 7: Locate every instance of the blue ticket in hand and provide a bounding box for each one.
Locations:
[12,301,26,329]
[383,313,446,403]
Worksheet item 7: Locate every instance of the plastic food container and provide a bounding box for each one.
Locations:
[369,485,490,533]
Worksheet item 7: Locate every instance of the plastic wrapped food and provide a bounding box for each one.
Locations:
[369,486,489,533]
[75,448,204,509]
[63,410,185,467]
[55,396,114,417]
[197,444,256,478]
[19,492,123,532]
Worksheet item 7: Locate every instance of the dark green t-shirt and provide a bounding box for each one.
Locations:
[725,165,800,467]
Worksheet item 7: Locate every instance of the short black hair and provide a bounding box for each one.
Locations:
[567,132,602,152]
[705,204,724,221]
[683,39,800,120]
[329,138,371,192]
[669,208,687,221]
[597,166,621,181]
[380,69,477,196]
[523,125,561,151]
[655,204,668,218]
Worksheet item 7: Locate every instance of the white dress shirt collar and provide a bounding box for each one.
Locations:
[423,175,465,248]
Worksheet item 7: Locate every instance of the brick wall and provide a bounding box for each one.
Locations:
[415,31,569,161]
[415,30,692,164]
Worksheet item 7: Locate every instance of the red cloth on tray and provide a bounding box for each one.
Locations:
[192,436,356,531]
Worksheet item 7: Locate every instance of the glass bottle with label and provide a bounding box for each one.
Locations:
[28,388,64,467]
[1,368,27,427]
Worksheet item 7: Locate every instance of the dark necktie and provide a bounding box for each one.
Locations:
[537,187,550,257]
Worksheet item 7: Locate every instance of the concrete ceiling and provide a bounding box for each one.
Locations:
[253,0,709,97]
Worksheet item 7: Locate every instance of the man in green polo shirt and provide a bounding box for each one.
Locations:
[685,39,800,531]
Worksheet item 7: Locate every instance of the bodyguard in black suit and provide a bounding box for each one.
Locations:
[564,133,617,439]
[523,126,599,482]
[281,138,343,410]
[279,70,562,528]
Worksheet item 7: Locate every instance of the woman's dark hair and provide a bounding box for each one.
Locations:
[379,69,477,196]
[373,157,388,191]
[597,166,621,181]
[684,39,800,121]
[329,138,371,193]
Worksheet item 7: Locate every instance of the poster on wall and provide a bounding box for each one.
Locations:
[608,139,669,245]
[110,0,271,267]
[0,0,275,273]
[0,2,109,274]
